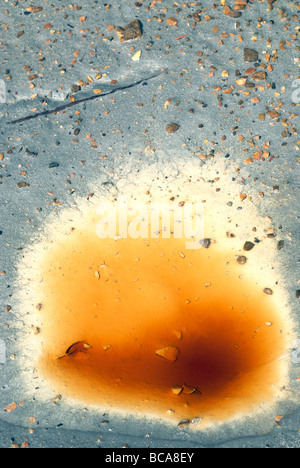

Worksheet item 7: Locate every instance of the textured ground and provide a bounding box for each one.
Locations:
[0,0,299,448]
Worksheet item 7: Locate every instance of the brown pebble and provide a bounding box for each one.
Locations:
[171,385,183,396]
[268,111,280,119]
[244,48,258,62]
[277,240,284,251]
[71,85,81,93]
[166,123,180,133]
[17,182,30,188]
[177,419,191,429]
[264,288,273,296]
[155,346,179,362]
[237,256,247,265]
[115,20,143,42]
[243,241,255,251]
[252,71,267,81]
[27,6,43,13]
[166,17,178,26]
[200,238,211,249]
[224,5,242,18]
[193,12,201,23]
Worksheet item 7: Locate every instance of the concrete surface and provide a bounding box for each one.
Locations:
[0,0,299,448]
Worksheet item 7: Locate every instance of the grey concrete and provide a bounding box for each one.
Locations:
[0,0,299,448]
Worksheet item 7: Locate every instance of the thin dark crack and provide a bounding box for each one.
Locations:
[7,71,165,125]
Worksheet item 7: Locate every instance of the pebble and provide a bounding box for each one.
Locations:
[237,256,247,265]
[251,71,267,81]
[200,238,211,249]
[71,85,81,93]
[224,5,242,18]
[243,242,255,251]
[277,241,285,251]
[17,182,29,188]
[166,123,180,133]
[166,17,178,26]
[49,162,59,169]
[155,346,179,362]
[177,419,191,429]
[244,48,259,62]
[115,20,143,42]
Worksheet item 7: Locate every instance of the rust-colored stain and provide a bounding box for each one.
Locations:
[36,218,288,424]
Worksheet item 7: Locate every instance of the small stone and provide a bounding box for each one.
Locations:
[252,71,267,81]
[243,241,255,251]
[237,255,247,265]
[268,111,280,119]
[264,288,273,296]
[173,330,183,340]
[27,6,43,13]
[296,290,300,299]
[193,12,201,22]
[71,85,81,93]
[277,240,285,251]
[191,417,203,425]
[166,17,178,26]
[224,5,242,18]
[4,402,18,413]
[131,50,141,61]
[177,419,191,429]
[171,385,183,395]
[115,20,143,42]
[200,238,211,249]
[58,341,93,359]
[49,162,59,169]
[244,48,259,62]
[102,344,111,351]
[17,182,30,188]
[182,385,200,395]
[155,346,180,362]
[166,123,180,133]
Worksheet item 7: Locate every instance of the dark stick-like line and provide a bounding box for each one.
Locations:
[7,71,164,125]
